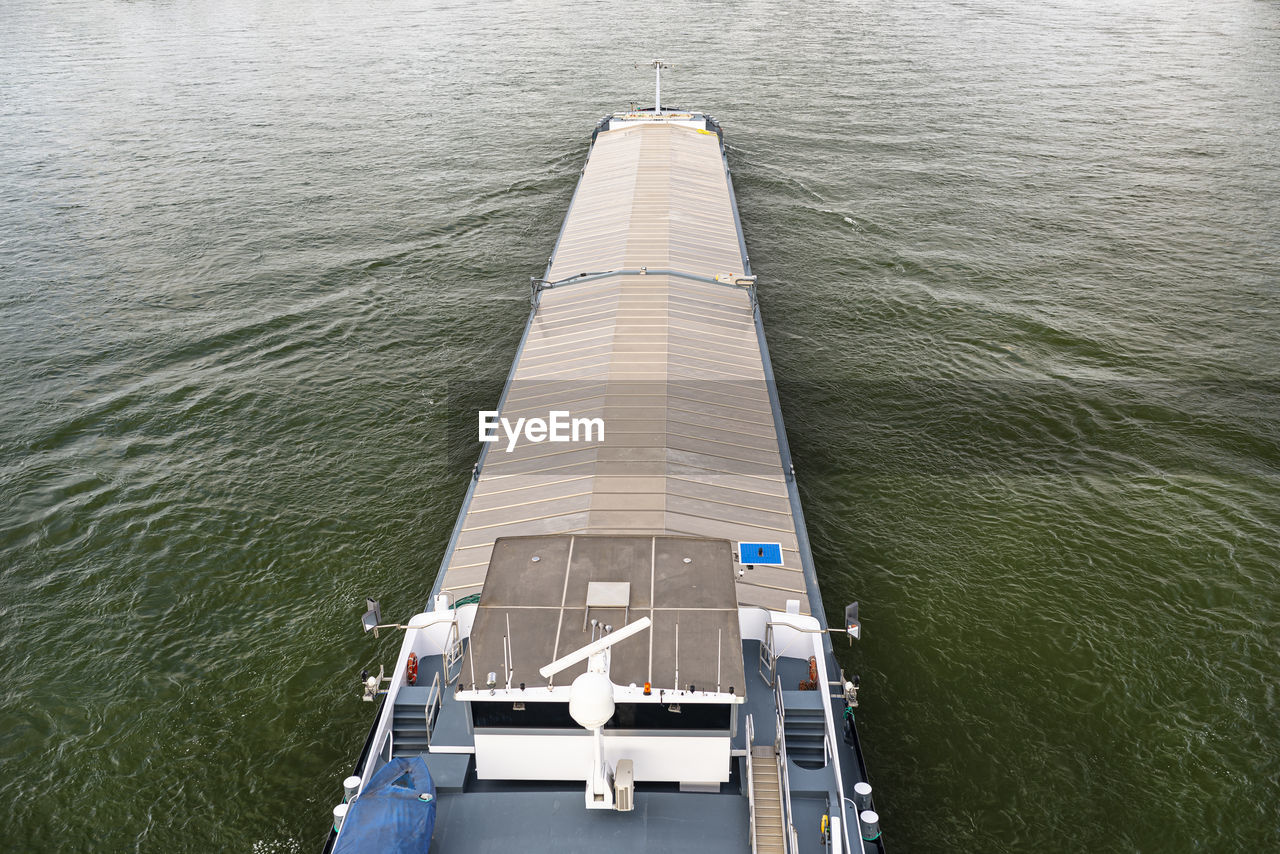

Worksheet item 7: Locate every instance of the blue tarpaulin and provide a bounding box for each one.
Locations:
[334,756,436,854]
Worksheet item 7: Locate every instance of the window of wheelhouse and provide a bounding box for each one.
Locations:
[469,701,733,732]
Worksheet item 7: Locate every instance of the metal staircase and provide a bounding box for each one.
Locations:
[389,674,441,759]
[750,744,786,854]
[783,704,827,769]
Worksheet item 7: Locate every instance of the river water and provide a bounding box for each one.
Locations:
[2,0,1277,850]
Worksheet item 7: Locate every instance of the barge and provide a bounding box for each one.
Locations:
[325,68,883,854]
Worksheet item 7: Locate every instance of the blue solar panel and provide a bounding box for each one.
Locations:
[737,542,783,565]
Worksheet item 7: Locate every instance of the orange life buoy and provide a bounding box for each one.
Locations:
[406,652,419,686]
[798,656,820,690]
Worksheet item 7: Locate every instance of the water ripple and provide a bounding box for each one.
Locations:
[2,0,1279,851]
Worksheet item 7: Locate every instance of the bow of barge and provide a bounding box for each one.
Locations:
[325,87,883,854]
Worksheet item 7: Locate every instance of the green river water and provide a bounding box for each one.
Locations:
[2,0,1277,850]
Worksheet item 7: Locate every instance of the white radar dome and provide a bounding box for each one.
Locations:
[568,671,615,729]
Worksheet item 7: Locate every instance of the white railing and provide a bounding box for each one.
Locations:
[745,714,757,854]
[810,643,862,854]
[749,609,868,854]
[773,622,865,854]
[442,621,463,685]
[758,624,776,687]
[823,731,854,853]
[758,618,833,687]
[773,679,799,854]
[424,671,442,748]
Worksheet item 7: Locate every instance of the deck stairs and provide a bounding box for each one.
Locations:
[782,701,827,770]
[390,683,438,759]
[751,745,786,854]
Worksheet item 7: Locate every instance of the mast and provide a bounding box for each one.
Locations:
[651,59,668,113]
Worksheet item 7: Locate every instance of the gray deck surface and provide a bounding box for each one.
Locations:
[439,121,810,615]
[430,789,749,854]
[402,632,842,854]
[460,535,746,692]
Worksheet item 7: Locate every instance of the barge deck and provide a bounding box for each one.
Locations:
[440,116,812,616]
[325,92,882,854]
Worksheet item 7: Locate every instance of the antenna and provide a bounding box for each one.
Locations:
[673,618,679,690]
[716,628,722,693]
[539,617,652,679]
[504,612,514,689]
[537,616,652,812]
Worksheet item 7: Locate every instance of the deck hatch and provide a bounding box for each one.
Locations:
[736,542,783,566]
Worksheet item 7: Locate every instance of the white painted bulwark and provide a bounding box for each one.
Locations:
[763,610,822,660]
[473,732,730,784]
[607,115,707,132]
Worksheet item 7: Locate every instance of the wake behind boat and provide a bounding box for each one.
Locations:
[324,65,884,854]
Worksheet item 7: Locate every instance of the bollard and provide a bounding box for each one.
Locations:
[343,776,362,802]
[859,809,880,842]
[853,781,873,811]
[332,803,349,833]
